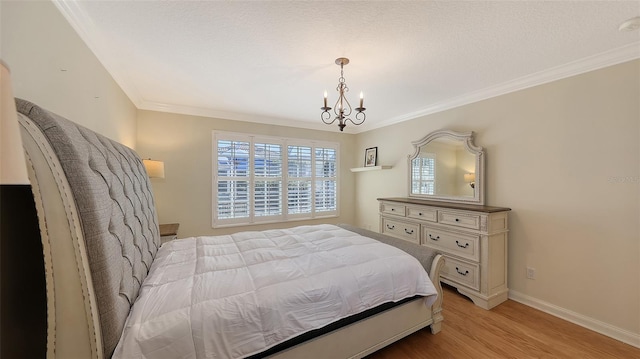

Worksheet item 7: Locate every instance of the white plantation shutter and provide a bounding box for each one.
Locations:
[314,147,337,212]
[216,139,250,221]
[254,142,283,217]
[213,132,339,227]
[411,155,436,195]
[287,145,312,216]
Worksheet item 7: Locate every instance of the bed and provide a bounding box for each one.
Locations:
[16,98,444,359]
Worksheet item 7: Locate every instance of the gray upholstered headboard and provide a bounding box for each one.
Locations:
[17,99,160,358]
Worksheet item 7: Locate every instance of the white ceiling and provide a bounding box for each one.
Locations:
[56,1,640,134]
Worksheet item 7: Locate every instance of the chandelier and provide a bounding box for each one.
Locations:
[321,57,366,131]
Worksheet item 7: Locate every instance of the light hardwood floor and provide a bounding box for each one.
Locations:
[366,284,640,358]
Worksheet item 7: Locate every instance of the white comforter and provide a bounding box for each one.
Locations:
[113,224,438,359]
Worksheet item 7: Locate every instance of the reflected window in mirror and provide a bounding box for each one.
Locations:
[411,155,435,195]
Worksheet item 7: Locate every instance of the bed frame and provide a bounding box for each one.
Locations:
[17,98,444,359]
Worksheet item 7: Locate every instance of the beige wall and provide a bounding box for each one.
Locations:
[354,60,640,340]
[1,1,137,148]
[137,110,357,237]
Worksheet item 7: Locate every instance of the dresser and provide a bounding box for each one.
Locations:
[378,197,511,309]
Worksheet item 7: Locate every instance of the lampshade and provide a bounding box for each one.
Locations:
[143,159,165,179]
[1,60,29,185]
[464,173,476,183]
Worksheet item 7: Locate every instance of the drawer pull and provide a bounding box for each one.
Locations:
[455,240,469,249]
[429,234,440,241]
[455,267,469,276]
[386,224,395,230]
[455,218,460,222]
[418,212,423,216]
[391,208,396,211]
[404,229,414,235]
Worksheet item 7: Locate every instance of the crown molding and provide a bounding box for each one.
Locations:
[138,100,358,134]
[365,42,640,133]
[54,0,639,134]
[133,42,640,134]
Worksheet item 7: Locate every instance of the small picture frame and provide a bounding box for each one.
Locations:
[364,147,378,167]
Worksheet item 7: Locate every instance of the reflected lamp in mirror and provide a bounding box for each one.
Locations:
[464,173,476,189]
[143,159,165,179]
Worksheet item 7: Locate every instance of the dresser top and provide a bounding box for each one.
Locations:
[378,197,511,213]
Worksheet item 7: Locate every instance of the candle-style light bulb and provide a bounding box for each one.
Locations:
[323,90,328,107]
[359,92,364,108]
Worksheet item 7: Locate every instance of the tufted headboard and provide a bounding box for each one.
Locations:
[17,99,160,359]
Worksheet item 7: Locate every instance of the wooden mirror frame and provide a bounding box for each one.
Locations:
[408,129,485,205]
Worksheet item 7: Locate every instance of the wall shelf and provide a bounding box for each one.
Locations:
[350,165,392,172]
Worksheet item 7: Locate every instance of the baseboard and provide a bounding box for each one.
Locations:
[508,290,640,349]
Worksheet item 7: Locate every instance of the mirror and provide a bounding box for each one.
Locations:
[408,129,484,204]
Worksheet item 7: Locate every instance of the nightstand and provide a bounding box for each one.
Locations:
[159,223,179,244]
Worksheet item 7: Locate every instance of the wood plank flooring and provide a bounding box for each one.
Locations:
[366,285,640,358]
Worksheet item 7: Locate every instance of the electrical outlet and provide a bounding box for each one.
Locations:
[526,267,536,280]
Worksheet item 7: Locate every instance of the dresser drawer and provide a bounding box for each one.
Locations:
[441,256,480,291]
[423,228,479,262]
[381,218,419,244]
[439,211,481,230]
[381,202,406,216]
[406,206,437,222]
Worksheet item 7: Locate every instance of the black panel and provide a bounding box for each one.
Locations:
[0,185,46,358]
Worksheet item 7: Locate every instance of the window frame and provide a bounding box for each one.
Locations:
[212,131,340,228]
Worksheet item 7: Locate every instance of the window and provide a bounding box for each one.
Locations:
[213,132,339,227]
[411,155,435,195]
